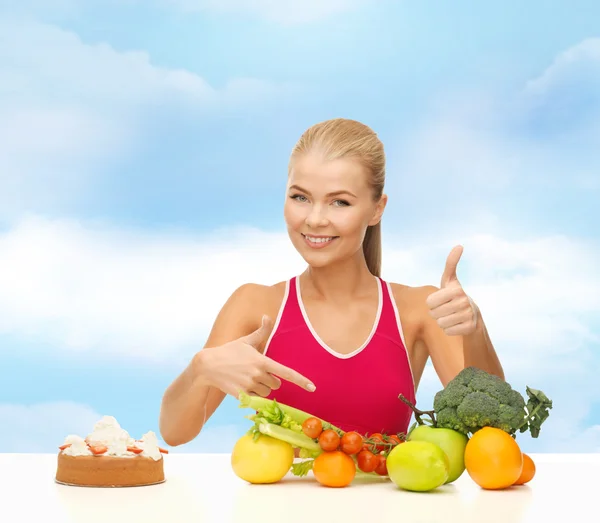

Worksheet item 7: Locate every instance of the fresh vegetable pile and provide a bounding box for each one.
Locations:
[230,366,553,492]
[233,392,403,487]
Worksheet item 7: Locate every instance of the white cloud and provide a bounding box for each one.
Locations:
[0,19,278,107]
[5,215,595,452]
[524,37,600,100]
[1,0,369,25]
[162,0,369,24]
[0,18,282,222]
[0,214,598,375]
[0,215,307,364]
[0,401,103,452]
[1,24,598,455]
[173,423,248,453]
[390,37,600,202]
[373,38,600,453]
[0,397,246,454]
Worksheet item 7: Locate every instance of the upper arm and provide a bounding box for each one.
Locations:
[203,283,271,351]
[414,285,466,387]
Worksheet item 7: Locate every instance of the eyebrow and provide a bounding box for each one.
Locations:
[288,184,357,198]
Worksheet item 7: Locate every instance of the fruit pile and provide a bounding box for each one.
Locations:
[230,366,551,493]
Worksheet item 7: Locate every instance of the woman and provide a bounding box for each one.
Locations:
[159,118,505,447]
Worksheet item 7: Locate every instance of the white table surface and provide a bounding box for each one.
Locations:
[1,453,596,523]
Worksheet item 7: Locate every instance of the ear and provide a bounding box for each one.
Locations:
[368,193,388,226]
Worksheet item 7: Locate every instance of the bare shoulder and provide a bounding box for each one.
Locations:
[388,282,438,317]
[204,280,288,352]
[386,281,439,341]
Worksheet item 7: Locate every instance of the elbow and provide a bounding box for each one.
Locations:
[159,425,175,448]
[160,424,189,448]
[159,415,200,448]
[159,408,182,448]
[162,435,185,448]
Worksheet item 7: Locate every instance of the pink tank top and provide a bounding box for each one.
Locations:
[264,276,416,437]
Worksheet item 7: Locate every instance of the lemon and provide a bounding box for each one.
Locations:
[231,433,294,484]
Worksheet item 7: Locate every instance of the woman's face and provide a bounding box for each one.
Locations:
[284,153,386,269]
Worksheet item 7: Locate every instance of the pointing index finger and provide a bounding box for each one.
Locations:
[263,358,316,392]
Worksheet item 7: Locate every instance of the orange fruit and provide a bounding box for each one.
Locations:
[514,453,536,485]
[464,427,523,490]
[312,450,356,488]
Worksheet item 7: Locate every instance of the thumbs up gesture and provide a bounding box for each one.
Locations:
[425,245,479,336]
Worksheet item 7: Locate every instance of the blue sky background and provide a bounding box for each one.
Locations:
[0,0,599,455]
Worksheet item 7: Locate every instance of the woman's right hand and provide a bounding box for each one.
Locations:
[195,315,316,399]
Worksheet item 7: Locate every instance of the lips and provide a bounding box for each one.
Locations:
[301,233,339,249]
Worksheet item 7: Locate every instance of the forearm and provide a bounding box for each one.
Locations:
[462,306,505,380]
[159,352,213,447]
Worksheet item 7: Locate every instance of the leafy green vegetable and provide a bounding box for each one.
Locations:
[399,366,553,439]
[238,392,343,434]
[291,460,314,477]
[519,387,553,438]
[252,421,321,453]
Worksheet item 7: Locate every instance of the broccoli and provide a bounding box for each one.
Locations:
[399,366,553,439]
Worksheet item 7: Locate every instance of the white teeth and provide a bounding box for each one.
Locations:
[305,236,334,244]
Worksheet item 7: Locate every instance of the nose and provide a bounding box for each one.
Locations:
[305,204,329,229]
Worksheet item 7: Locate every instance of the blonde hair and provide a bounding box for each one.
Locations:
[288,118,386,277]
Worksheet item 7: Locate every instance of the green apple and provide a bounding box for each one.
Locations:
[407,424,468,483]
[386,440,450,492]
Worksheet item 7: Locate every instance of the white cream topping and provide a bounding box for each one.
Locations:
[86,415,135,447]
[62,435,92,456]
[60,416,164,460]
[137,431,162,461]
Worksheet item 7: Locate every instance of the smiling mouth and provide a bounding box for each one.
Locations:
[301,233,339,246]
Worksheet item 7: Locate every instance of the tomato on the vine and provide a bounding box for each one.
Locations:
[366,433,385,453]
[356,450,378,473]
[302,417,323,439]
[388,434,402,446]
[340,431,363,455]
[375,454,388,476]
[318,429,340,451]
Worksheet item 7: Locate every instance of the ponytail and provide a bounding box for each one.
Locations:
[363,221,382,277]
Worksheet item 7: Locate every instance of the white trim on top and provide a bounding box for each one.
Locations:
[295,275,383,360]
[385,280,416,396]
[262,279,290,357]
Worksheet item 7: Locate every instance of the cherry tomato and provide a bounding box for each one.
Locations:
[387,434,402,446]
[367,433,385,453]
[318,429,341,452]
[356,450,378,473]
[375,454,388,476]
[302,417,323,439]
[340,431,363,455]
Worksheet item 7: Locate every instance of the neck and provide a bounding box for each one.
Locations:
[300,252,377,301]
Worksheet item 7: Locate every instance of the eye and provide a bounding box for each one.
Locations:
[333,199,350,207]
[290,194,308,202]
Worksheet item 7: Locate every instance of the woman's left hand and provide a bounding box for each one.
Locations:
[426,245,480,336]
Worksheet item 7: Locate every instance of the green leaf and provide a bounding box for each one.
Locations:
[518,386,553,438]
[291,460,314,477]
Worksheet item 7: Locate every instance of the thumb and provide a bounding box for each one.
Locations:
[441,245,463,288]
[242,315,273,347]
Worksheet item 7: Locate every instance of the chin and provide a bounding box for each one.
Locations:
[291,240,341,268]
